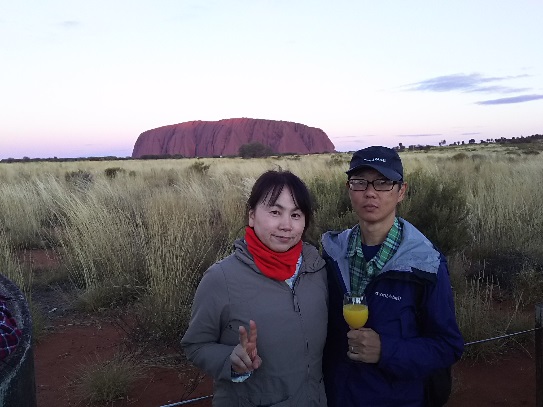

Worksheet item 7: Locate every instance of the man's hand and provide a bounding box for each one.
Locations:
[230,320,262,373]
[347,327,381,363]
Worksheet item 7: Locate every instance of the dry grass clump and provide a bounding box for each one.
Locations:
[71,353,144,405]
[135,179,239,342]
[55,180,148,306]
[0,181,52,248]
[0,230,28,291]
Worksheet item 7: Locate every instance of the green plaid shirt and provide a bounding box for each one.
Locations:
[348,217,403,296]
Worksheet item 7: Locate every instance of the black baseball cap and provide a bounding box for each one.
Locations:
[346,146,403,181]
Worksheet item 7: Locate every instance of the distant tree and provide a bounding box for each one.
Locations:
[239,142,273,158]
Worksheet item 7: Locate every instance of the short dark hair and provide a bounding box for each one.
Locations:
[247,170,313,234]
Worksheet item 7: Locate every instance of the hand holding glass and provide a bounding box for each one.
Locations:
[343,293,368,329]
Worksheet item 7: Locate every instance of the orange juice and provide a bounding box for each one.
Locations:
[343,303,369,328]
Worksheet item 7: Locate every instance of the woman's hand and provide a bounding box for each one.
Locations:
[230,320,262,373]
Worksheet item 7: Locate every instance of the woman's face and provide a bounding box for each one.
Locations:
[248,186,305,252]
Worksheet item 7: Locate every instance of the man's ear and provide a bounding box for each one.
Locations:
[397,182,408,203]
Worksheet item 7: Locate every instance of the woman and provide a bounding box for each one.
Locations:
[181,170,328,406]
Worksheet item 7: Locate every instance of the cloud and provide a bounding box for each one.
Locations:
[476,94,543,105]
[396,133,442,138]
[404,73,529,94]
[461,132,481,136]
[469,85,530,94]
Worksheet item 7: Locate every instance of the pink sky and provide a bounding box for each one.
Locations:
[1,1,541,159]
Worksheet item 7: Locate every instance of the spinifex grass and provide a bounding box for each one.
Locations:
[72,352,144,404]
[135,175,249,342]
[0,230,28,291]
[54,180,148,309]
[0,145,541,358]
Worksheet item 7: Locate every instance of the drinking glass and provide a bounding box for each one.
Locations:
[343,292,368,329]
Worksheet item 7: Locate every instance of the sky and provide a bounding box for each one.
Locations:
[1,1,542,159]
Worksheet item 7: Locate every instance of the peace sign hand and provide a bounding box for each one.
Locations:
[230,320,262,374]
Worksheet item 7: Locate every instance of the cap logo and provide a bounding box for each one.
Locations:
[363,158,386,163]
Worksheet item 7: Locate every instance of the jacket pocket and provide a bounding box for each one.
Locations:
[239,395,290,406]
[219,303,253,346]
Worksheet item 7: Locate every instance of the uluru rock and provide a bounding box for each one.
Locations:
[132,118,335,158]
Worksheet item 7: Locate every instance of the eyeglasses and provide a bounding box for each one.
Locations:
[347,178,401,191]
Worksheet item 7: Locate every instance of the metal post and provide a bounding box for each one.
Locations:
[536,303,543,407]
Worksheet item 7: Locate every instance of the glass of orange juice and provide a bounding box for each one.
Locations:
[343,292,368,329]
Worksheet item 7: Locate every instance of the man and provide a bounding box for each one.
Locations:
[322,146,464,407]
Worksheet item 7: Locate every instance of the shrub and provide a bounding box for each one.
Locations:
[398,170,471,255]
[104,167,126,179]
[239,142,273,158]
[187,161,211,175]
[451,153,469,161]
[306,174,357,244]
[65,170,93,190]
[327,154,349,167]
[464,250,541,293]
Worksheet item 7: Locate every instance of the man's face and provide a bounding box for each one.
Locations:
[347,168,407,226]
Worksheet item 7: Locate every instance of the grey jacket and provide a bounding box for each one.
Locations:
[181,238,328,407]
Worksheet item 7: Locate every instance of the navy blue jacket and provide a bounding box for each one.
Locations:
[322,218,464,407]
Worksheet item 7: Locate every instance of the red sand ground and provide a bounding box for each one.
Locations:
[24,249,536,406]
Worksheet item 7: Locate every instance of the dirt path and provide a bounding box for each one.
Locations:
[34,317,536,407]
[26,248,536,406]
[34,317,213,407]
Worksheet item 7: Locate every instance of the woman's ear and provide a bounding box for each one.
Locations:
[248,209,255,227]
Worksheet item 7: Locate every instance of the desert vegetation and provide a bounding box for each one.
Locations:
[1,142,542,402]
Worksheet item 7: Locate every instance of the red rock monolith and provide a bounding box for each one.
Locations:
[132,118,335,158]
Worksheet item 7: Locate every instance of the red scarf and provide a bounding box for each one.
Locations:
[244,226,303,281]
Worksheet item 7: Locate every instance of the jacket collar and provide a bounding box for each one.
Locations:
[322,218,441,277]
